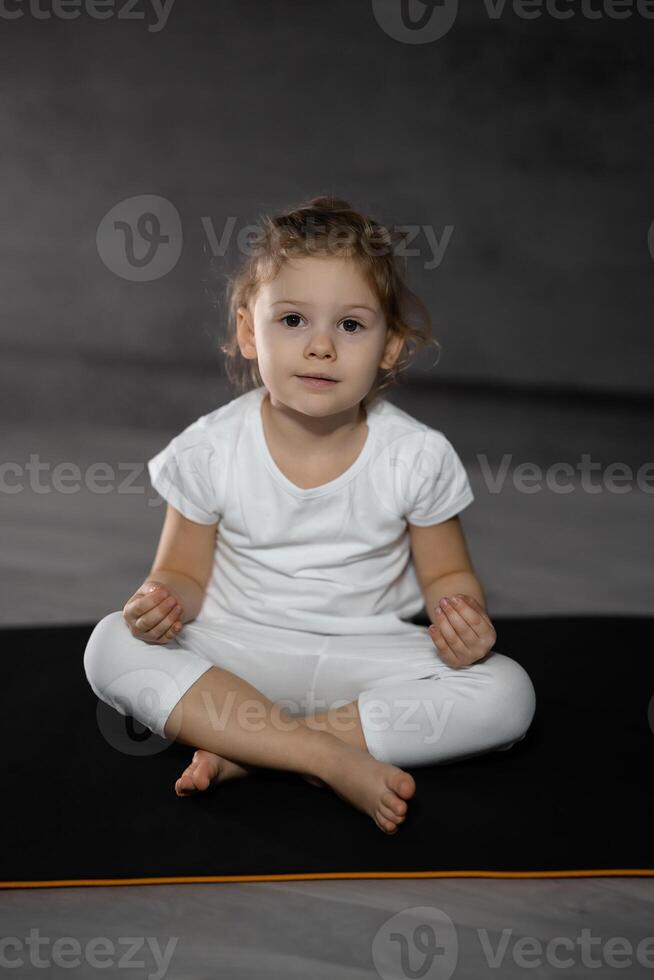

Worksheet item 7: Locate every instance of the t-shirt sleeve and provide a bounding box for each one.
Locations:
[147,424,221,525]
[404,428,475,526]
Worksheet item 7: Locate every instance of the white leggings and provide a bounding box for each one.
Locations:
[83,611,537,769]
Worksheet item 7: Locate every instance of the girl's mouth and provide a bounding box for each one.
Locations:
[297,376,339,388]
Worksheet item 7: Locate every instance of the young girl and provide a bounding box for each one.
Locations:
[83,196,536,836]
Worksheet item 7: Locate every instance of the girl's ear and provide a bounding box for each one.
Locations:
[380,330,405,372]
[236,306,257,360]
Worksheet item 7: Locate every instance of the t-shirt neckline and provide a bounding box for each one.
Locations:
[253,385,380,498]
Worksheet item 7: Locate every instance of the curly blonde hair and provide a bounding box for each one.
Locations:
[213,195,440,410]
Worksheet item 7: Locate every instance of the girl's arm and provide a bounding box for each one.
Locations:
[408,515,487,624]
[145,503,218,625]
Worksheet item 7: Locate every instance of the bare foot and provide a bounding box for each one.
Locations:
[175,749,327,796]
[319,738,416,835]
[175,749,253,796]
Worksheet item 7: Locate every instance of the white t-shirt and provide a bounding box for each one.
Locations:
[147,385,475,635]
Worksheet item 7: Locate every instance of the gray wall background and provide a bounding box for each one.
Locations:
[1,1,653,430]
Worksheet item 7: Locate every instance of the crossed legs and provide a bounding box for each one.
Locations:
[164,664,413,834]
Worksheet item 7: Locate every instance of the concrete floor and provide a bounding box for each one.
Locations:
[2,381,653,978]
[2,878,654,979]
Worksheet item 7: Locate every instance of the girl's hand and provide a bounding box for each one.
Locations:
[123,580,185,645]
[428,594,496,668]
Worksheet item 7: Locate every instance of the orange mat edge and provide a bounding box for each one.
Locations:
[2,869,653,889]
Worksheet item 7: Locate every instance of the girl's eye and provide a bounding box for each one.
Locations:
[278,314,364,333]
[280,314,303,328]
[340,318,364,334]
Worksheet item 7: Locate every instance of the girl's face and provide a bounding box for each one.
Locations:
[236,255,403,418]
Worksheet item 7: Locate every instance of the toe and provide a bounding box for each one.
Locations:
[175,777,190,796]
[381,791,407,817]
[376,812,392,832]
[381,816,399,834]
[394,772,416,799]
[382,793,408,817]
[379,801,404,824]
[178,764,202,794]
[193,767,210,790]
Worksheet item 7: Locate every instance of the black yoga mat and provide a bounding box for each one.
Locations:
[2,616,653,888]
